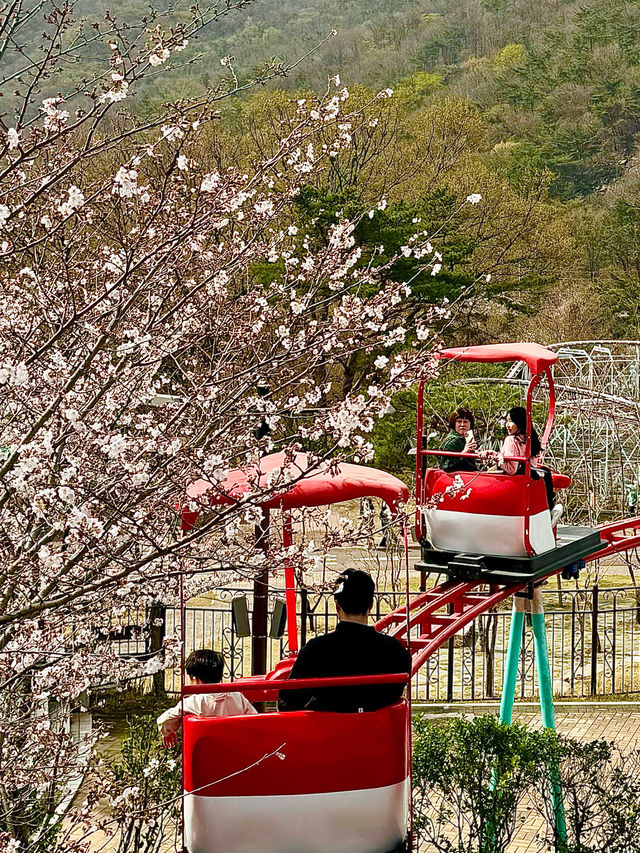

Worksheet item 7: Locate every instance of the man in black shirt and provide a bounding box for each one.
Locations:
[278,569,412,713]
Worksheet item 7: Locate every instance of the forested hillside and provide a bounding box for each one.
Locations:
[71,0,640,200]
[11,0,640,342]
[64,0,640,203]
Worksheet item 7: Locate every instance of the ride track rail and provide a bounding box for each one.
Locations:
[376,517,640,677]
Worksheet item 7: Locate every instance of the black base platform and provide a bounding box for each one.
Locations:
[417,525,604,584]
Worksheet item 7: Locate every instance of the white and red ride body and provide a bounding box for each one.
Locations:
[183,700,409,853]
[415,343,573,559]
[420,468,558,558]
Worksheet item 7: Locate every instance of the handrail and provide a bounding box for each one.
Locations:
[420,450,527,462]
[183,672,409,695]
[596,516,640,535]
[583,517,640,561]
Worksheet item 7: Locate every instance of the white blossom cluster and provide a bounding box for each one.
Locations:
[0,9,485,847]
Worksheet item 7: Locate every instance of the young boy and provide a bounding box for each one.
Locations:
[157,648,257,747]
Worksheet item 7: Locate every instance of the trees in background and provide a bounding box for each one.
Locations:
[42,0,640,210]
[219,85,570,357]
[0,3,452,847]
[16,0,640,349]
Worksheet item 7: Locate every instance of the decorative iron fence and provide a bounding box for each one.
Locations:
[103,585,640,701]
[411,583,640,702]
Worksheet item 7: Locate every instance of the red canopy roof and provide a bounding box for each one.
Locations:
[184,453,409,525]
[437,343,557,375]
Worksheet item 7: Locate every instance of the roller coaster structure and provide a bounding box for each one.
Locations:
[178,341,640,853]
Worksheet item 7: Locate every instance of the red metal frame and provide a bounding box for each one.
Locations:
[415,346,558,556]
[541,367,556,450]
[402,521,413,850]
[415,379,425,510]
[585,517,640,561]
[376,579,529,675]
[281,510,298,654]
[179,543,186,853]
[375,516,640,684]
[184,672,408,693]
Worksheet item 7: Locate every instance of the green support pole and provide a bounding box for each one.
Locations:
[531,587,567,848]
[499,600,525,725]
[487,599,526,851]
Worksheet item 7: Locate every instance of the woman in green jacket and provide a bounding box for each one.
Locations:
[438,407,478,472]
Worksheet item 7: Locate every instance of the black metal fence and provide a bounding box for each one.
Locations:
[411,584,640,702]
[104,585,640,701]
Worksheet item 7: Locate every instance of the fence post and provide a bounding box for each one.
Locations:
[252,508,270,676]
[611,593,616,694]
[590,583,599,697]
[570,596,576,694]
[470,620,476,702]
[147,602,166,697]
[300,587,308,647]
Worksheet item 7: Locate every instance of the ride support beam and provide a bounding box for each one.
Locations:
[252,508,270,677]
[498,599,524,726]
[497,588,566,848]
[282,510,298,654]
[407,582,526,676]
[530,587,567,846]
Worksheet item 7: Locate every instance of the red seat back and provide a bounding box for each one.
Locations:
[184,700,409,797]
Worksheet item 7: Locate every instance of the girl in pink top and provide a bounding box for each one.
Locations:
[483,406,543,474]
[482,407,559,520]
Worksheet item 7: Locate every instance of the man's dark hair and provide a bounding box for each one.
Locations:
[448,407,475,431]
[185,648,224,683]
[333,569,375,616]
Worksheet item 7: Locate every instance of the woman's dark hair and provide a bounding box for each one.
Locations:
[334,568,375,616]
[508,406,542,457]
[185,648,224,683]
[448,407,475,431]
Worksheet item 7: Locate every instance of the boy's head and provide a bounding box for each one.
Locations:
[185,649,224,684]
[333,569,375,617]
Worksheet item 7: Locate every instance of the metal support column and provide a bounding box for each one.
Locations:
[498,589,566,849]
[499,597,525,725]
[530,586,566,847]
[252,508,270,677]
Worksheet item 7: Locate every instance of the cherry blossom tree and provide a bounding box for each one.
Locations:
[0,2,479,848]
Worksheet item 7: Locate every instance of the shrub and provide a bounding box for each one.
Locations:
[535,738,640,853]
[412,713,561,853]
[107,714,181,853]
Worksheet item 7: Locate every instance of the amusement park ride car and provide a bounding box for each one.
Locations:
[176,343,640,853]
[414,343,602,582]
